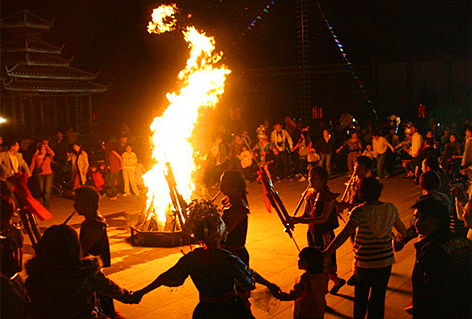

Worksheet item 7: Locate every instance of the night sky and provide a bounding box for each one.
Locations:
[2,0,471,134]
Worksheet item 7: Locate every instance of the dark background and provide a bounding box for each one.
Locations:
[2,0,471,135]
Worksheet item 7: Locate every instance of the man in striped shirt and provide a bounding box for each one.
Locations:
[324,177,407,319]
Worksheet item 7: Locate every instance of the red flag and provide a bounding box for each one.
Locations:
[11,173,53,221]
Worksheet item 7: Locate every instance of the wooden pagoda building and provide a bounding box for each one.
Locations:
[1,10,109,135]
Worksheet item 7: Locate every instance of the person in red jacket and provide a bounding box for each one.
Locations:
[107,148,122,200]
[86,163,105,195]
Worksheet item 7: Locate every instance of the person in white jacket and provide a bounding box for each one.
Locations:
[122,145,140,196]
[408,125,423,181]
[270,123,293,180]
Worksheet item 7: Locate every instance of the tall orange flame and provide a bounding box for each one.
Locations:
[143,4,231,228]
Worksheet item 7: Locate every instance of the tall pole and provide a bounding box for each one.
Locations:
[297,0,311,123]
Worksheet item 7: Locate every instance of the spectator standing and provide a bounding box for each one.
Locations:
[291,130,311,181]
[0,141,32,183]
[52,131,69,164]
[410,198,472,319]
[29,143,55,209]
[68,142,89,190]
[442,134,462,175]
[396,132,414,178]
[317,129,334,176]
[460,126,472,168]
[324,177,407,319]
[270,122,293,181]
[122,145,140,196]
[336,131,362,175]
[409,125,424,180]
[65,127,78,146]
[107,147,122,200]
[385,128,399,175]
[372,131,395,179]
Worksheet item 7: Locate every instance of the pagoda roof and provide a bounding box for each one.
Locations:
[3,79,109,93]
[1,52,72,67]
[6,65,98,80]
[1,10,54,30]
[2,38,63,54]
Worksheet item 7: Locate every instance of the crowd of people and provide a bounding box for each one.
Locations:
[0,129,147,209]
[202,116,472,191]
[1,115,472,319]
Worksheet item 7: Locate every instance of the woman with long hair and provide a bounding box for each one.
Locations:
[30,142,55,209]
[219,170,250,264]
[25,224,139,319]
[289,166,346,295]
[68,142,89,189]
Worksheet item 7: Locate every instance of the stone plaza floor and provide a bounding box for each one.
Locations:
[20,173,421,318]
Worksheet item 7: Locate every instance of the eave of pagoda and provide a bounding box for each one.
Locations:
[2,39,64,54]
[6,65,99,81]
[1,10,54,31]
[3,78,110,94]
[1,52,72,67]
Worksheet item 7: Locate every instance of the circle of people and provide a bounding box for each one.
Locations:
[1,118,472,319]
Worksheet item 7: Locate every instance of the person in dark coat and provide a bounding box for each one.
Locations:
[411,198,472,319]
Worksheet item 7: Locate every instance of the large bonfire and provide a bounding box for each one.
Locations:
[142,4,231,230]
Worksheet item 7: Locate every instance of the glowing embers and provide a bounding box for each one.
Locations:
[140,4,230,232]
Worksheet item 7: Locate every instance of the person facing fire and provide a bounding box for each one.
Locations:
[218,169,279,308]
[73,186,121,319]
[219,170,250,264]
[134,200,279,319]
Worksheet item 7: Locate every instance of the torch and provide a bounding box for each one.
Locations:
[242,137,300,251]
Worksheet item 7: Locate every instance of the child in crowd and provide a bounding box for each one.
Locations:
[85,162,105,195]
[361,144,374,161]
[274,247,327,319]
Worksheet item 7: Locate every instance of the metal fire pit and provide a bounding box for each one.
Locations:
[130,226,194,247]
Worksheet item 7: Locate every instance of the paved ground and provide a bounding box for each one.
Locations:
[19,172,421,319]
